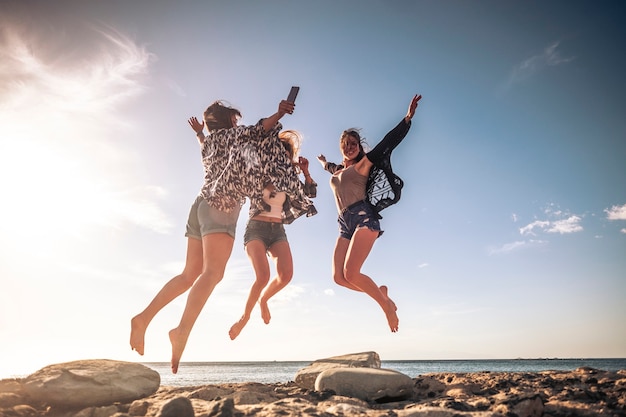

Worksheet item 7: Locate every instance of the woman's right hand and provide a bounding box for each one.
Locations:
[188,116,204,134]
[278,100,295,117]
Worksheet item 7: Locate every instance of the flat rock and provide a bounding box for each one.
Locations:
[295,351,381,390]
[315,367,414,402]
[22,359,160,409]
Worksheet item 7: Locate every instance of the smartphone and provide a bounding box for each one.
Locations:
[287,86,300,103]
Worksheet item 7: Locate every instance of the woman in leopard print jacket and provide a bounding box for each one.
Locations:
[131,99,312,373]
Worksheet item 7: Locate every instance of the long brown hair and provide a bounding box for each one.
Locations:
[203,101,242,131]
[340,128,366,163]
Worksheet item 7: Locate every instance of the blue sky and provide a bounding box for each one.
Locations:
[1,0,625,378]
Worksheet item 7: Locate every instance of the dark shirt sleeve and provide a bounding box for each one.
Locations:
[324,161,343,174]
[303,180,317,198]
[366,118,411,166]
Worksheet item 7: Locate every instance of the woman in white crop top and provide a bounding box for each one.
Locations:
[229,130,317,340]
[130,98,299,373]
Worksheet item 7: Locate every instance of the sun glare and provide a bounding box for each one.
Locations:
[0,24,167,247]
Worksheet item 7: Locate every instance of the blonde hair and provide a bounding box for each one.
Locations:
[278,129,302,165]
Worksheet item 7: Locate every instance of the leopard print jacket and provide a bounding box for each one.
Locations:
[200,120,315,221]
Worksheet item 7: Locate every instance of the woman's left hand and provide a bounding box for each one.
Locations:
[298,156,309,172]
[405,94,422,122]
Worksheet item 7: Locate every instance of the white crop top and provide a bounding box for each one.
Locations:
[261,186,286,218]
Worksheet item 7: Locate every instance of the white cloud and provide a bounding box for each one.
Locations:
[501,41,574,91]
[605,204,626,220]
[547,215,583,234]
[0,23,172,239]
[324,289,335,296]
[163,77,187,97]
[489,240,527,255]
[418,263,429,269]
[488,239,547,255]
[519,220,550,236]
[519,206,583,236]
[271,285,306,304]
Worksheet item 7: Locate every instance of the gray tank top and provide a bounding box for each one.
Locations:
[330,165,367,213]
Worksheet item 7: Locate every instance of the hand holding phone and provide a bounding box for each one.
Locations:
[287,86,300,103]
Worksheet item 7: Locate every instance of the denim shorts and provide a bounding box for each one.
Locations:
[337,200,383,240]
[244,219,288,249]
[185,195,241,239]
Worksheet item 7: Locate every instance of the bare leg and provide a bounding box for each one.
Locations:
[379,285,397,311]
[229,240,270,340]
[341,228,399,333]
[259,240,293,324]
[130,237,203,355]
[332,239,397,313]
[332,236,359,290]
[170,233,234,373]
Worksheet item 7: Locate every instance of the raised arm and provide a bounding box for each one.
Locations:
[261,100,295,132]
[404,94,421,123]
[366,94,422,164]
[188,116,206,144]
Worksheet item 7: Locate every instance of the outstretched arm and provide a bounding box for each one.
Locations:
[262,100,295,132]
[404,94,421,123]
[317,154,342,174]
[366,94,422,165]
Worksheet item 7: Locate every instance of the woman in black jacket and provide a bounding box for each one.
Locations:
[317,94,421,333]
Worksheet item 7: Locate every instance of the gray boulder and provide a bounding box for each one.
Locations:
[315,367,414,402]
[158,396,195,417]
[22,359,160,409]
[295,351,381,390]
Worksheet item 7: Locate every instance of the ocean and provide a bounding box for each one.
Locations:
[143,358,626,387]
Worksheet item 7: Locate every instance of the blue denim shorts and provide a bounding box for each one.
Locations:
[185,195,241,239]
[337,200,383,240]
[243,219,288,249]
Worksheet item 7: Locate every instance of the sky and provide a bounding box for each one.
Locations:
[1,0,625,378]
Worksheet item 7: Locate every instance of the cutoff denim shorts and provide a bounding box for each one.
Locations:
[185,195,241,239]
[244,219,288,249]
[337,200,383,240]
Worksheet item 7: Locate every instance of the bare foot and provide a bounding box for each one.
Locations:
[228,317,249,340]
[130,315,147,355]
[259,299,271,324]
[380,285,397,311]
[169,327,189,374]
[384,301,400,333]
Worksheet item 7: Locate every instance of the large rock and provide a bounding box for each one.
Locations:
[157,396,195,417]
[22,359,160,409]
[295,351,380,390]
[315,367,414,402]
